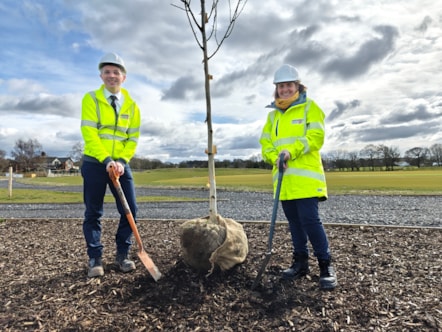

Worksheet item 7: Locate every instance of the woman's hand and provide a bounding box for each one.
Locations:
[276,150,290,170]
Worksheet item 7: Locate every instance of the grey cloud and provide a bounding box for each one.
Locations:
[330,123,345,129]
[383,104,440,124]
[284,26,326,67]
[1,95,77,117]
[327,99,361,122]
[55,131,81,142]
[210,51,279,99]
[351,119,367,125]
[322,25,399,79]
[337,120,440,144]
[223,135,261,150]
[161,75,203,100]
[140,121,169,136]
[415,16,432,33]
[288,1,336,25]
[245,94,257,105]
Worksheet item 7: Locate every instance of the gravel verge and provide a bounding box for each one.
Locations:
[0,182,440,227]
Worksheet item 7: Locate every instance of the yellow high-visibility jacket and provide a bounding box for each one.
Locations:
[260,95,327,201]
[81,85,140,165]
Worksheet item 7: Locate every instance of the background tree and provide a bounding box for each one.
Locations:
[69,142,84,163]
[378,144,400,171]
[10,138,44,172]
[0,149,9,172]
[361,144,379,171]
[327,149,349,171]
[404,147,429,168]
[348,150,360,171]
[429,143,442,166]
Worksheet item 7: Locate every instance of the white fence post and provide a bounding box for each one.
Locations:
[8,166,13,198]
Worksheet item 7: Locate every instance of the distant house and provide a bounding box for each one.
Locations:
[44,157,75,171]
[395,160,410,167]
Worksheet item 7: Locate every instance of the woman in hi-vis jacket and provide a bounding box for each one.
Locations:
[260,64,337,290]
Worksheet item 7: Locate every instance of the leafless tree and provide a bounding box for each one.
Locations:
[361,144,380,171]
[69,141,84,163]
[404,147,429,168]
[348,150,360,171]
[429,143,442,166]
[377,144,400,171]
[0,149,9,172]
[10,138,44,172]
[173,0,247,223]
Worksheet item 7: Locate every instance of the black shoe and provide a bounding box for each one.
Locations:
[282,253,310,280]
[88,257,104,278]
[318,259,337,290]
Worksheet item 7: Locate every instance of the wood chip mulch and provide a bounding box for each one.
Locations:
[0,219,441,331]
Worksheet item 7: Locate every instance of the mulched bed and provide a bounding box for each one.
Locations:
[0,218,441,331]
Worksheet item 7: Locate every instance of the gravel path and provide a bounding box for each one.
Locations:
[1,181,440,227]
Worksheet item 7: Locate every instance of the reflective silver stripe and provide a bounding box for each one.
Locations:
[99,134,126,141]
[260,132,271,140]
[274,167,326,182]
[116,125,129,132]
[273,137,296,147]
[81,119,98,128]
[262,147,276,156]
[303,100,311,135]
[272,136,310,152]
[299,137,309,153]
[127,127,140,134]
[308,121,324,130]
[88,91,101,125]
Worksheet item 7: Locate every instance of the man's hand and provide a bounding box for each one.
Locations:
[106,161,125,176]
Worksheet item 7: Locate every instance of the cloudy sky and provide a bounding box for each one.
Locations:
[1,0,441,163]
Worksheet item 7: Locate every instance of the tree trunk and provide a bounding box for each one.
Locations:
[201,0,218,223]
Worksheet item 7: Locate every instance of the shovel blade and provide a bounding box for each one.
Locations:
[138,250,162,281]
[251,252,272,290]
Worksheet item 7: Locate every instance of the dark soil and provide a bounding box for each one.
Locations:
[0,218,441,331]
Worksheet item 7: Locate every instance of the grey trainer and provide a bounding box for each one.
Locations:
[88,257,104,278]
[115,253,136,273]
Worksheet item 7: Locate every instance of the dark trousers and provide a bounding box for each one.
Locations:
[281,197,331,261]
[81,161,137,259]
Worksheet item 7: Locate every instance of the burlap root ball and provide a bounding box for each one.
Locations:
[180,215,249,273]
[180,217,226,271]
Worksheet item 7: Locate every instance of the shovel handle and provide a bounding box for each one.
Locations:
[109,166,144,251]
[251,154,285,289]
[267,154,285,250]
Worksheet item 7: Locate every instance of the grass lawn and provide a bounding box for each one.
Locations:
[1,168,441,203]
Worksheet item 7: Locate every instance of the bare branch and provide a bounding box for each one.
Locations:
[207,0,247,60]
[173,1,204,50]
[173,0,247,59]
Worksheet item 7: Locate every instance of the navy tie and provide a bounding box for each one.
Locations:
[110,95,117,113]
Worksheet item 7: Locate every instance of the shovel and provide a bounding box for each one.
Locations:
[251,155,285,290]
[109,166,162,281]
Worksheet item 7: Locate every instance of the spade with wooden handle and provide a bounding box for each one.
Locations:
[109,166,162,281]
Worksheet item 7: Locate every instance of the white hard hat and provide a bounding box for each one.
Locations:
[273,64,300,84]
[98,52,126,73]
